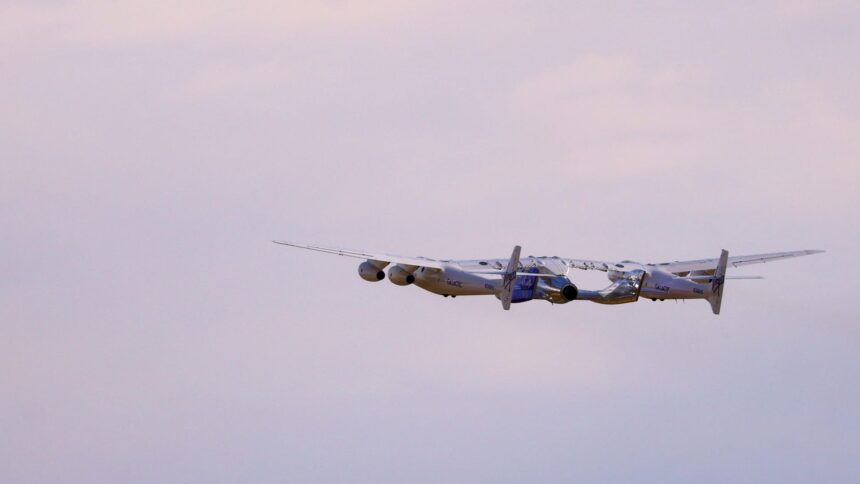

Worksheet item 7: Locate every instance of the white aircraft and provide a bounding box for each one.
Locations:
[274,241,822,314]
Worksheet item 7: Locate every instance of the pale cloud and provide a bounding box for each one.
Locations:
[507,55,710,175]
[505,52,859,213]
[0,0,430,53]
[180,59,292,99]
[509,54,706,132]
[513,55,699,95]
[778,0,860,20]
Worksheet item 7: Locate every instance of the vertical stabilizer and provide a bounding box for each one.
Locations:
[708,249,729,315]
[500,246,521,310]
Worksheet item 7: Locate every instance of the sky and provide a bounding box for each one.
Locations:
[2,0,859,482]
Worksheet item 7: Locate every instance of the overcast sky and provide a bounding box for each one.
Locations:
[2,1,859,482]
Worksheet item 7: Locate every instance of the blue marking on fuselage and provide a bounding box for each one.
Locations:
[511,267,539,303]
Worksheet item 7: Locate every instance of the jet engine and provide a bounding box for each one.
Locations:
[534,276,579,304]
[561,284,578,301]
[388,265,416,286]
[358,261,388,282]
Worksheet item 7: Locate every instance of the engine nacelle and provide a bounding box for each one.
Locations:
[561,283,578,301]
[388,265,416,286]
[358,261,387,282]
[534,276,578,304]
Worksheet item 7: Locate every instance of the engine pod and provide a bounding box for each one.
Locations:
[358,260,388,282]
[388,265,416,286]
[534,276,578,304]
[562,284,578,301]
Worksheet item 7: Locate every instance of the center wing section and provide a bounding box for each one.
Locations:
[459,255,574,276]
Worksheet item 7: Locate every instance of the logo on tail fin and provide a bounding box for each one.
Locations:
[500,245,522,311]
[708,249,729,315]
[502,272,516,291]
[711,274,725,293]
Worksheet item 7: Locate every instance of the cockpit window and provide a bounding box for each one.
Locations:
[479,261,488,266]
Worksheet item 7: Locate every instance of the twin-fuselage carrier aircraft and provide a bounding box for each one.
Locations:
[274,242,822,314]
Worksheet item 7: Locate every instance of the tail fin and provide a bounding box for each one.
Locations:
[708,249,729,315]
[499,245,521,310]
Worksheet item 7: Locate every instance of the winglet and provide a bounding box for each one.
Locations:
[499,245,521,311]
[708,249,729,315]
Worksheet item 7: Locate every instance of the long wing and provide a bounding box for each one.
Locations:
[650,250,824,275]
[275,242,823,277]
[274,241,561,277]
[273,241,445,269]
